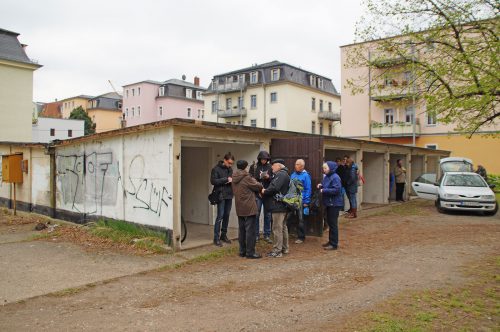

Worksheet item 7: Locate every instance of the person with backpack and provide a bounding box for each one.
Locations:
[248,151,273,243]
[261,159,290,258]
[210,152,234,247]
[317,161,343,250]
[231,160,264,259]
[289,159,311,244]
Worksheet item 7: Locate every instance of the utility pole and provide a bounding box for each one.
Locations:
[368,50,372,140]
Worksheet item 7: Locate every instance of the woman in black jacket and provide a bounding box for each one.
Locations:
[210,152,234,246]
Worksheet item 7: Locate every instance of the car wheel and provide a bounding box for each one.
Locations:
[436,198,446,214]
[483,202,498,216]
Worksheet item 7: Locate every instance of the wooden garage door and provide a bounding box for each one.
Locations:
[270,137,324,236]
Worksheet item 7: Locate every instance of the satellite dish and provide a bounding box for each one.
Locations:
[182,74,186,81]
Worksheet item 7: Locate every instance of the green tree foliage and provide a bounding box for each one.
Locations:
[345,0,499,136]
[69,106,96,135]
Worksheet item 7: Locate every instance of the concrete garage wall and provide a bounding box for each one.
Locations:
[55,128,174,230]
[362,152,385,204]
[181,146,210,225]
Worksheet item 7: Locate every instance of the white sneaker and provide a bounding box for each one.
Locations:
[294,239,304,244]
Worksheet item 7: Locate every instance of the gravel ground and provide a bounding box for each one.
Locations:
[0,201,498,331]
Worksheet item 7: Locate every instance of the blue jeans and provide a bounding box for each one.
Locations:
[214,199,232,240]
[256,196,272,238]
[347,190,357,209]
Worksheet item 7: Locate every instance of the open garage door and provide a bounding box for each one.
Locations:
[270,137,324,236]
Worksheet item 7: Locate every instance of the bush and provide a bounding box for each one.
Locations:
[488,174,500,192]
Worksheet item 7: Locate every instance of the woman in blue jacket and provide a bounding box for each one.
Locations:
[317,161,343,250]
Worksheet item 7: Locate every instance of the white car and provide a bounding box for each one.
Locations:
[412,171,498,215]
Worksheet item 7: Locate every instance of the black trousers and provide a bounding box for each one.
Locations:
[396,183,405,201]
[326,206,340,248]
[238,215,257,256]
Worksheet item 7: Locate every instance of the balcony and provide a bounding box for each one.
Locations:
[213,81,247,93]
[370,55,417,68]
[217,108,247,118]
[371,83,418,102]
[371,122,421,138]
[318,111,341,121]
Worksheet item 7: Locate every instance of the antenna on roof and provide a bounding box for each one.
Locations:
[182,74,186,81]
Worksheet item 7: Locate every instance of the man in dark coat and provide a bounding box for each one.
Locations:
[261,159,290,258]
[232,160,264,259]
[249,151,273,243]
[210,152,234,246]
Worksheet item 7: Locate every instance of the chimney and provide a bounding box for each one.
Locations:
[194,76,200,86]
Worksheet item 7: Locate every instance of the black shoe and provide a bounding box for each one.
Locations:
[322,242,330,247]
[220,235,232,244]
[214,239,223,247]
[239,253,246,257]
[324,245,338,251]
[246,253,262,259]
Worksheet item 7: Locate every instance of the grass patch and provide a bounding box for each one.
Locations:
[368,199,431,218]
[495,192,500,203]
[343,256,500,331]
[159,246,238,271]
[89,219,168,254]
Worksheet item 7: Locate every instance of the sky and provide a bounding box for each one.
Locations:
[1,0,364,102]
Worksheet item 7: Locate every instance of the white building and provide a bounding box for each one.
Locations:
[32,117,85,143]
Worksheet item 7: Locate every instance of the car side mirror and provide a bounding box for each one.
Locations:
[489,184,496,189]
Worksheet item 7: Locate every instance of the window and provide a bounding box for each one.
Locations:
[159,106,163,116]
[238,74,245,84]
[427,111,437,125]
[271,68,280,81]
[270,92,277,103]
[126,90,129,98]
[202,110,205,119]
[384,76,394,87]
[319,123,323,135]
[405,105,415,123]
[403,71,413,85]
[68,129,72,137]
[250,95,257,109]
[318,78,324,89]
[250,119,257,127]
[187,107,191,117]
[196,91,203,100]
[425,144,438,150]
[132,88,135,96]
[319,100,324,112]
[212,79,218,90]
[238,96,243,110]
[328,124,333,136]
[328,102,332,112]
[384,108,394,124]
[137,106,141,117]
[211,101,217,114]
[226,98,232,110]
[126,108,129,117]
[197,109,201,118]
[311,121,316,134]
[186,89,192,98]
[138,87,141,96]
[309,75,316,87]
[250,71,258,84]
[311,97,316,111]
[132,107,135,117]
[159,86,165,96]
[270,118,277,129]
[50,128,55,136]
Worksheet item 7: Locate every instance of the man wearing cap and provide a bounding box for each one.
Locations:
[231,160,264,259]
[261,159,290,258]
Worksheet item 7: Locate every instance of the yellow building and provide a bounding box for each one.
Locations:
[86,92,123,133]
[340,35,500,174]
[60,95,93,119]
[204,61,341,136]
[0,28,41,142]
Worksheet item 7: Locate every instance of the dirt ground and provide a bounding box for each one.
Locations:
[0,201,498,331]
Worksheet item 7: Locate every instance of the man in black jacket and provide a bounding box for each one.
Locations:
[210,152,235,247]
[248,150,273,243]
[261,159,290,258]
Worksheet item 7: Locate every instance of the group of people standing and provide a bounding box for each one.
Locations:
[210,151,360,259]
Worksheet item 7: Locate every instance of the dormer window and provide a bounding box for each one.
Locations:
[309,75,316,87]
[186,89,192,98]
[250,71,258,84]
[196,91,203,100]
[212,80,218,90]
[159,86,165,96]
[318,78,324,89]
[271,68,280,81]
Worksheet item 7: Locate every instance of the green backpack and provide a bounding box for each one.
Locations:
[275,178,304,211]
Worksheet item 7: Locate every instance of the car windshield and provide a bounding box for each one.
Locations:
[444,174,487,187]
[441,161,473,173]
[415,173,437,184]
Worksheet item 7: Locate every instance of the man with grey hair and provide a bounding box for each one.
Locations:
[261,159,290,258]
[289,159,311,243]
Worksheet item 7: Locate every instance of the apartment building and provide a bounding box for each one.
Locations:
[122,77,205,127]
[341,35,500,173]
[87,92,122,133]
[204,61,341,136]
[0,28,41,142]
[60,95,94,118]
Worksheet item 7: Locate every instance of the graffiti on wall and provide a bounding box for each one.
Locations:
[56,150,172,217]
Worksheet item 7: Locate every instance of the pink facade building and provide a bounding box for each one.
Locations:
[122,77,206,127]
